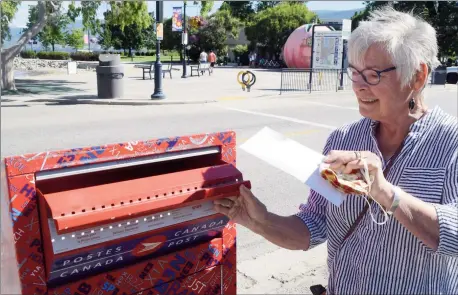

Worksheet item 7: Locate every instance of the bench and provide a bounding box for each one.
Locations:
[190,62,212,77]
[135,59,179,80]
[135,63,154,80]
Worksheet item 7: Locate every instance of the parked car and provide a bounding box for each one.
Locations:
[446,66,458,84]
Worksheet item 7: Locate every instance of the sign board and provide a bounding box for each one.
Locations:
[342,19,352,40]
[156,23,163,41]
[312,31,343,69]
[182,32,188,45]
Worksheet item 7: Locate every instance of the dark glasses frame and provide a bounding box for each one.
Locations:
[346,65,397,85]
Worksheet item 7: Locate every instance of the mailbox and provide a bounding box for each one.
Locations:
[1,131,247,295]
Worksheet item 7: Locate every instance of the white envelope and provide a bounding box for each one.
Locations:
[240,127,346,206]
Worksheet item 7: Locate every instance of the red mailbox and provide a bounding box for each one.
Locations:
[1,131,247,295]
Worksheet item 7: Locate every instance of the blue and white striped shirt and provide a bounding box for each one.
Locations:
[296,106,458,294]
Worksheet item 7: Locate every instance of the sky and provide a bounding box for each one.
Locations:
[10,1,365,28]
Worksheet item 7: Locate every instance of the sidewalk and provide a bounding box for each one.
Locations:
[2,65,283,106]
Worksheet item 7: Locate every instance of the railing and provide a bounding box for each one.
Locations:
[280,68,352,94]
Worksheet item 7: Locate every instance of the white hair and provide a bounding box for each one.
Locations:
[348,6,441,87]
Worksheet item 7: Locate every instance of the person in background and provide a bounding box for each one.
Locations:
[214,6,458,295]
[199,50,208,63]
[208,50,217,72]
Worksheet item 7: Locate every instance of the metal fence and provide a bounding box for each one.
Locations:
[280,68,352,94]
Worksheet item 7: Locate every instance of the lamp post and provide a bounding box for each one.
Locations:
[181,1,188,78]
[151,1,165,99]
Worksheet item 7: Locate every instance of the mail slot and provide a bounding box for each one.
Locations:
[1,132,245,295]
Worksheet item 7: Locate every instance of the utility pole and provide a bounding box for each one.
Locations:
[181,1,188,78]
[152,1,165,99]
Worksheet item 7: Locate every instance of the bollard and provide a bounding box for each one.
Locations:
[237,70,256,92]
[1,131,248,295]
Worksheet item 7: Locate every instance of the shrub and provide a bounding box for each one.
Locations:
[20,50,37,59]
[70,52,99,61]
[37,51,70,60]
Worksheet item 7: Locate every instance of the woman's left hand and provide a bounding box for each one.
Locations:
[323,150,392,205]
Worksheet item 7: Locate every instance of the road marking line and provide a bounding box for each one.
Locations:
[223,107,337,130]
[218,96,246,101]
[300,101,359,111]
[237,129,321,144]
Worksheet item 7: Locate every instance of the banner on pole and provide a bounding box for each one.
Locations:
[156,23,163,40]
[172,7,183,32]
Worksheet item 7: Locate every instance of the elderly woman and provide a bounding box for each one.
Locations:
[214,7,457,295]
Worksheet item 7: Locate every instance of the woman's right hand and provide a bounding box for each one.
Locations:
[213,184,268,231]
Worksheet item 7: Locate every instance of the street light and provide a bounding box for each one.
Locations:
[181,1,188,78]
[151,1,165,100]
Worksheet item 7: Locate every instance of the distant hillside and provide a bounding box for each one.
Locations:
[314,9,363,20]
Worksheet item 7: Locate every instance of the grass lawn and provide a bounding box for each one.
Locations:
[121,55,181,63]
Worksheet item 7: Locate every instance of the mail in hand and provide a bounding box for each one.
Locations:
[240,127,346,206]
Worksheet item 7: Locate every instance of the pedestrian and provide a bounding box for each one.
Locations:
[208,50,217,72]
[214,6,458,295]
[199,50,208,64]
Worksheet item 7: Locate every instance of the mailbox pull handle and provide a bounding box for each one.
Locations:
[52,180,251,234]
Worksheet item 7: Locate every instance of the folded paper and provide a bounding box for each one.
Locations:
[240,127,346,206]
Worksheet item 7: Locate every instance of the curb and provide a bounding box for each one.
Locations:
[2,98,217,106]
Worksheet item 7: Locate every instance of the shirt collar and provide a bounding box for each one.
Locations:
[369,105,442,136]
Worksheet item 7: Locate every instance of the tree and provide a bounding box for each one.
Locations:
[1,1,20,44]
[105,1,151,32]
[221,1,255,21]
[351,1,458,59]
[245,2,317,58]
[188,10,242,61]
[67,1,102,36]
[25,4,69,52]
[65,28,84,51]
[2,1,63,90]
[100,4,154,56]
[162,17,183,54]
[256,1,281,12]
[1,1,101,91]
[199,1,214,18]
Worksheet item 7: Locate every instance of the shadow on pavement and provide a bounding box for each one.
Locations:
[1,79,86,96]
[1,104,29,108]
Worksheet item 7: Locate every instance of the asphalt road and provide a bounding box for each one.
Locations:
[1,84,457,294]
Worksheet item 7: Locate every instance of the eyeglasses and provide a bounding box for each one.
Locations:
[346,66,396,85]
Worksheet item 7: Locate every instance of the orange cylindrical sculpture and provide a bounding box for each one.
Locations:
[282,24,333,69]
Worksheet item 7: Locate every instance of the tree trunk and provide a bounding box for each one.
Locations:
[1,53,16,91]
[1,1,59,90]
[52,43,55,51]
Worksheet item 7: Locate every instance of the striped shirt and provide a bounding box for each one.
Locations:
[296,105,458,294]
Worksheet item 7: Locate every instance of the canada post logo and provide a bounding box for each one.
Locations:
[131,235,168,257]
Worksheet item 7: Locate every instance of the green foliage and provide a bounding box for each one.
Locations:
[20,50,37,59]
[233,44,248,57]
[351,1,458,58]
[65,29,84,51]
[256,1,281,12]
[106,1,151,32]
[162,17,183,52]
[1,1,21,43]
[70,52,99,61]
[67,1,102,35]
[221,1,255,21]
[200,1,214,18]
[26,4,69,51]
[188,9,242,61]
[245,2,317,57]
[36,51,70,60]
[98,0,153,54]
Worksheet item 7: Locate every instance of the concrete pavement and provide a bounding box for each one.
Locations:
[1,68,457,294]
